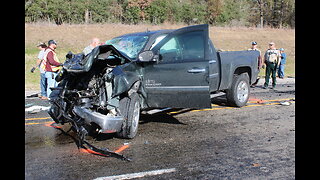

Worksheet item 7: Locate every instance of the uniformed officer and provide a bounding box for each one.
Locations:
[263,42,281,89]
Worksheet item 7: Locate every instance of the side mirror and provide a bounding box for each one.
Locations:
[138,50,158,62]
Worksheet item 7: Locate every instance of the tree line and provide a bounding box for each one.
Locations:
[25,0,295,28]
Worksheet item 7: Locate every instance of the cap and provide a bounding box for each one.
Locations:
[251,41,257,45]
[279,48,284,51]
[48,40,57,45]
[269,42,275,45]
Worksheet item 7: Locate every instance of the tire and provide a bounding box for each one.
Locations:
[226,73,250,107]
[116,92,140,139]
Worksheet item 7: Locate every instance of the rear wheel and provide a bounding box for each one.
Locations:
[117,92,140,139]
[226,73,250,107]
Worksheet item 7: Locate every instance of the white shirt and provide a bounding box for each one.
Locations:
[37,49,45,73]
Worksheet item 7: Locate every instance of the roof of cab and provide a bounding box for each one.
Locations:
[117,29,174,38]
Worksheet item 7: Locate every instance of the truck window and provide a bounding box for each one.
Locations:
[150,34,167,50]
[159,30,204,62]
[159,37,181,61]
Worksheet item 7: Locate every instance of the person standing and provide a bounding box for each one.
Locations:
[43,40,63,99]
[248,41,262,87]
[31,42,48,99]
[263,42,281,89]
[248,41,262,69]
[83,37,100,56]
[277,48,286,79]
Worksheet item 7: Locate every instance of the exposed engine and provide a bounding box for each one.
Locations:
[49,45,133,137]
[47,45,142,161]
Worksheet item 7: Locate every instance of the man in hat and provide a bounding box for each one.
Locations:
[43,40,63,98]
[263,42,281,89]
[248,41,262,87]
[277,48,286,79]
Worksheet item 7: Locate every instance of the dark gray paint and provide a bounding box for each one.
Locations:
[60,24,259,109]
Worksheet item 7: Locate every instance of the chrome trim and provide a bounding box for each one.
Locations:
[209,73,218,78]
[209,60,217,64]
[146,86,209,89]
[187,69,206,73]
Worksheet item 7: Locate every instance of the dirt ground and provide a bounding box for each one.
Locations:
[25,78,295,179]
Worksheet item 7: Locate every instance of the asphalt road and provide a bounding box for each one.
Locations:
[25,78,295,179]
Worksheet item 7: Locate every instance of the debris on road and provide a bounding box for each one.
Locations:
[252,163,261,167]
[248,98,265,104]
[279,101,291,106]
[26,93,39,98]
[47,122,131,161]
[25,105,50,114]
[25,103,34,108]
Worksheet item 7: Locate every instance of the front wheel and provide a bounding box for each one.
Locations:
[117,92,140,139]
[226,73,250,107]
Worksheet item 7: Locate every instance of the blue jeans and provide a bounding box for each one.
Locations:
[45,72,58,99]
[40,73,47,97]
[277,64,285,78]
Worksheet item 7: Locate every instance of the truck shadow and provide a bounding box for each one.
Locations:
[211,95,229,107]
[140,113,187,125]
[90,95,236,141]
[94,112,188,141]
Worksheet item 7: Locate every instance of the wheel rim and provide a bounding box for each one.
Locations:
[237,80,249,103]
[132,101,140,130]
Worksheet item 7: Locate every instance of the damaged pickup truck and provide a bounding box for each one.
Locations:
[48,24,259,140]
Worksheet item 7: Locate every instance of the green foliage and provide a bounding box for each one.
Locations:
[25,0,295,28]
[216,0,250,26]
[206,0,223,24]
[145,0,168,24]
[123,6,141,24]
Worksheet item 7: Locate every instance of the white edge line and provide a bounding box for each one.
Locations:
[93,168,176,180]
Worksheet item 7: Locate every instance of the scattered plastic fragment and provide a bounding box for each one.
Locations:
[279,102,291,106]
[252,163,261,167]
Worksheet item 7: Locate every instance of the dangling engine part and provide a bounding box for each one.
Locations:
[48,45,142,160]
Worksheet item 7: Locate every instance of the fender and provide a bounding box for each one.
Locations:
[111,64,141,98]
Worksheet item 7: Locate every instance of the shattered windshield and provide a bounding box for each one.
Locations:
[105,35,149,59]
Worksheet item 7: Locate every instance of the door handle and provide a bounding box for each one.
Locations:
[187,68,206,73]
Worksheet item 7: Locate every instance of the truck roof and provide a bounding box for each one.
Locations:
[117,29,174,38]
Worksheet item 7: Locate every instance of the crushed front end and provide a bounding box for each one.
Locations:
[48,45,134,137]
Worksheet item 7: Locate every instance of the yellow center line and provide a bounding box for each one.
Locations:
[25,121,54,126]
[170,98,295,114]
[248,98,294,104]
[25,98,295,125]
[25,117,52,121]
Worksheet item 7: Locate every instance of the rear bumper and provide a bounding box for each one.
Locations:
[73,106,124,133]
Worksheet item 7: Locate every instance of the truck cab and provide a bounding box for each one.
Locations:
[135,24,260,108]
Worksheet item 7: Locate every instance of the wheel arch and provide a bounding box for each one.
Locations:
[233,66,252,83]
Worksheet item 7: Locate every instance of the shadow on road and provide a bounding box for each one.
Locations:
[140,113,187,125]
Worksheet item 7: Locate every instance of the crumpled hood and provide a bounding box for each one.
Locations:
[63,45,132,73]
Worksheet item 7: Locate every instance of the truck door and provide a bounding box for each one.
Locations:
[208,39,221,92]
[143,24,211,108]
